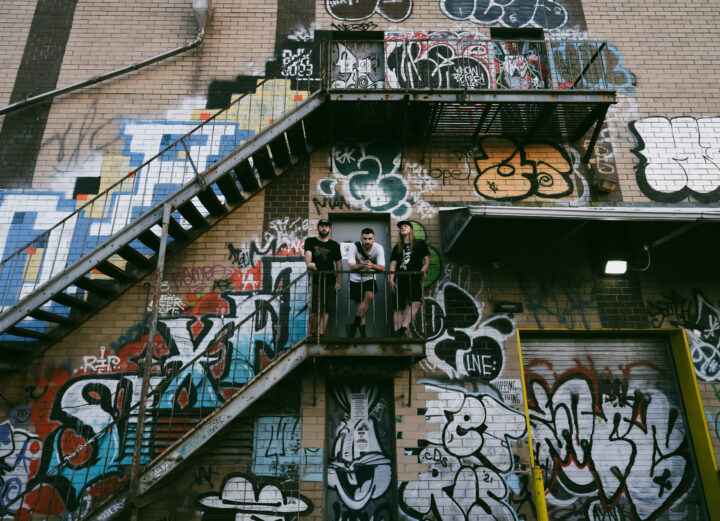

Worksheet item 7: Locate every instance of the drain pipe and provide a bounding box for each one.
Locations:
[0,0,211,117]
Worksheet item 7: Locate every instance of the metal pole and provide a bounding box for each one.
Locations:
[128,203,172,505]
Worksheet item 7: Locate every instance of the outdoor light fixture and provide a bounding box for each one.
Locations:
[491,301,524,313]
[604,260,627,274]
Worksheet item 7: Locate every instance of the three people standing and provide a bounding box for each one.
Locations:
[304,219,429,339]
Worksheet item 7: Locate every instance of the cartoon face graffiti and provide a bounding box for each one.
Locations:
[327,417,392,511]
[326,385,394,513]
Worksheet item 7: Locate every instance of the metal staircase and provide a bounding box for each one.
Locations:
[0,269,314,520]
[0,37,618,365]
[0,45,326,365]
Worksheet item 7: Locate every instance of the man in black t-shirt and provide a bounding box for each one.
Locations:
[304,219,342,339]
[389,221,430,338]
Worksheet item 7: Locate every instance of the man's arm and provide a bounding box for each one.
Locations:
[305,250,316,271]
[348,244,364,271]
[372,245,386,272]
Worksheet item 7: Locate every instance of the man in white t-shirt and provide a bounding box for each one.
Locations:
[347,228,385,338]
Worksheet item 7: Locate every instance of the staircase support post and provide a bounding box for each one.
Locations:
[128,203,172,505]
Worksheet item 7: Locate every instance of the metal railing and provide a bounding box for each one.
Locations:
[311,269,427,342]
[330,38,612,91]
[0,41,322,326]
[0,269,312,519]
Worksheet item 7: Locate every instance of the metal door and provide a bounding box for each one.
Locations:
[329,215,391,338]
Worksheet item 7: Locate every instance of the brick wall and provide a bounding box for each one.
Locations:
[1,1,720,520]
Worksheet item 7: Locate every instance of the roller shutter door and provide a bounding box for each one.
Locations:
[521,334,708,521]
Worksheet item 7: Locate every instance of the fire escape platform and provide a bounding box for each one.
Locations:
[325,89,615,143]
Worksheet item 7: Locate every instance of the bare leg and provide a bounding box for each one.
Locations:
[319,312,329,335]
[359,291,374,324]
[404,301,421,328]
[309,312,318,336]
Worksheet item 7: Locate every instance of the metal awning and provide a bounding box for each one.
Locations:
[440,205,720,264]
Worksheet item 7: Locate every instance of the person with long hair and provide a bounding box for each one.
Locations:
[388,221,429,337]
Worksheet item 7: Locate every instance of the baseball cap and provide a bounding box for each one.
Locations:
[396,220,411,228]
[318,219,331,226]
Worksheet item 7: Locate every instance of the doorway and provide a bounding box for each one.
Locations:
[329,214,392,338]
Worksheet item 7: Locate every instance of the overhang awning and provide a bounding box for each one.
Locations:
[439,205,720,264]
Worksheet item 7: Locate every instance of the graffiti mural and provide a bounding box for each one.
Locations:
[473,136,575,201]
[196,473,312,521]
[630,116,720,203]
[439,0,570,30]
[647,290,720,382]
[385,32,491,89]
[0,422,41,516]
[325,384,394,520]
[331,42,385,89]
[551,41,635,94]
[3,243,309,518]
[493,41,546,89]
[326,0,412,22]
[400,383,527,521]
[525,356,701,521]
[252,416,322,481]
[419,267,514,380]
[321,142,437,220]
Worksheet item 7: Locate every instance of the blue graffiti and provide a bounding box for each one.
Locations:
[0,119,251,341]
[550,41,635,94]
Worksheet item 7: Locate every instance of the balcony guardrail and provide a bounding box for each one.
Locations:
[327,38,612,91]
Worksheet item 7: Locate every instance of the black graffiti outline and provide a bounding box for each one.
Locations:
[629,117,720,203]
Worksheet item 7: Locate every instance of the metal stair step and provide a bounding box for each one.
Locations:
[74,276,119,298]
[177,201,209,229]
[197,187,227,216]
[216,173,244,205]
[251,148,276,181]
[269,135,293,168]
[7,326,53,341]
[285,123,308,158]
[52,292,98,311]
[233,160,260,192]
[168,218,189,242]
[117,245,154,269]
[95,261,135,283]
[138,230,161,251]
[28,309,77,325]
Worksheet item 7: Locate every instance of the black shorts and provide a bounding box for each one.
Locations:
[311,274,336,313]
[393,273,423,309]
[350,279,378,302]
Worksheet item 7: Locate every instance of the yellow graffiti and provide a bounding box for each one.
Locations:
[473,137,574,201]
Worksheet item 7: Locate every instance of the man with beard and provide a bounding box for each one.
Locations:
[304,219,342,338]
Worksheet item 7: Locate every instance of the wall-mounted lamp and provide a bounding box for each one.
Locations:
[604,259,627,275]
[595,178,617,193]
[491,301,524,314]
